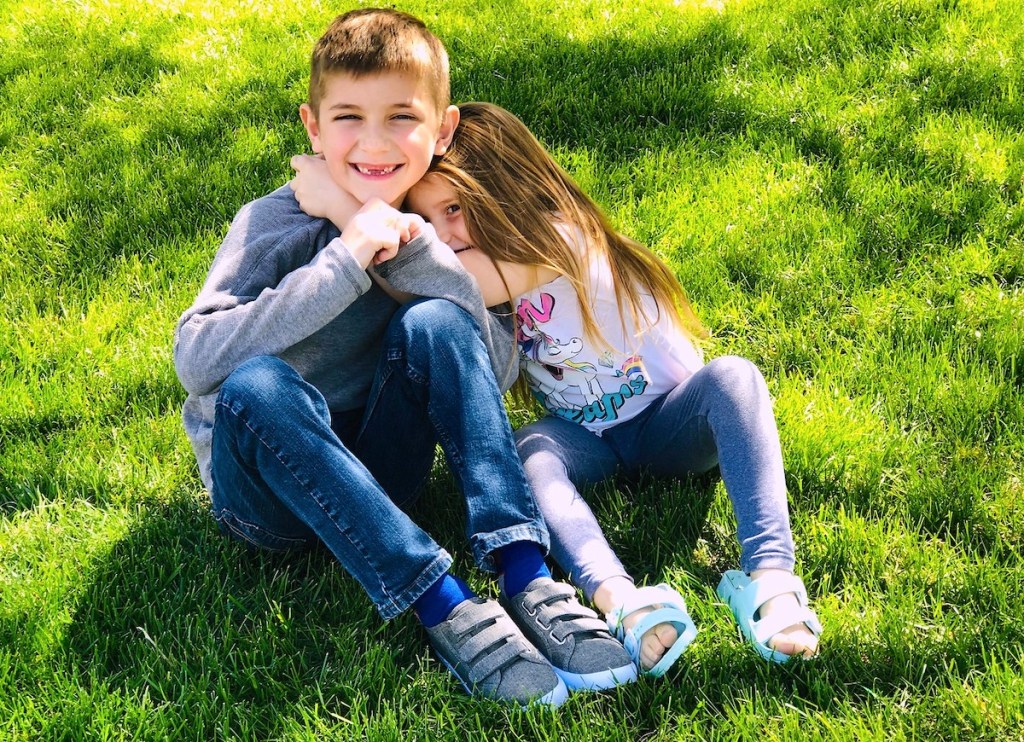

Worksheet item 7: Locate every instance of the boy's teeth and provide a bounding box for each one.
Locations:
[357,164,398,175]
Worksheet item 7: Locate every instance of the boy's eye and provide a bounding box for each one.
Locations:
[335,114,360,121]
[392,113,418,121]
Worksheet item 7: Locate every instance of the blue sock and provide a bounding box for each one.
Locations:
[413,573,476,628]
[497,541,551,597]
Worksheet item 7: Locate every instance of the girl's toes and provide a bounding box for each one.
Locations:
[639,642,661,670]
[651,622,679,651]
[769,625,819,657]
[639,622,679,669]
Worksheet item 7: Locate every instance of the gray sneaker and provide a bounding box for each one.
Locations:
[501,578,638,691]
[424,597,569,707]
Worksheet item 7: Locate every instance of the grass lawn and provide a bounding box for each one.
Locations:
[2,0,1023,738]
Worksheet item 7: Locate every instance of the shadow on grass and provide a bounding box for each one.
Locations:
[455,20,751,154]
[0,374,186,516]
[590,471,723,583]
[60,496,448,737]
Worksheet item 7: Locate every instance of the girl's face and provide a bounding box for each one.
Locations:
[406,175,473,252]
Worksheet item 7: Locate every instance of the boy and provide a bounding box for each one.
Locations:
[173,9,634,707]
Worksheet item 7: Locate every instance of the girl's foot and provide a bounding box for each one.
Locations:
[749,568,819,658]
[593,577,682,672]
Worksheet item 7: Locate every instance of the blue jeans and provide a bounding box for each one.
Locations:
[515,355,795,601]
[210,299,547,620]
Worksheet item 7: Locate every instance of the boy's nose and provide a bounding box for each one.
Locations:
[359,125,389,153]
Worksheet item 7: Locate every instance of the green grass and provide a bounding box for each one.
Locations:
[2,0,1023,738]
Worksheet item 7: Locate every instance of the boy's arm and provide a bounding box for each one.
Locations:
[367,268,418,304]
[173,190,374,396]
[290,156,421,303]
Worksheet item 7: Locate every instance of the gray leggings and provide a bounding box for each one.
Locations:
[515,355,795,602]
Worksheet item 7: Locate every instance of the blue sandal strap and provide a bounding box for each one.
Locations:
[607,583,697,677]
[717,570,822,663]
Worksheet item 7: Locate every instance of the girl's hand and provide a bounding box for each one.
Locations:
[289,154,360,229]
[342,199,424,267]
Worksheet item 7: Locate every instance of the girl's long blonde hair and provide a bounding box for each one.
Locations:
[429,101,704,354]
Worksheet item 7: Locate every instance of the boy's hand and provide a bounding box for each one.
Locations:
[289,154,360,229]
[342,199,424,268]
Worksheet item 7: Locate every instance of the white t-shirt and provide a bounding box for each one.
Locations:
[514,241,703,434]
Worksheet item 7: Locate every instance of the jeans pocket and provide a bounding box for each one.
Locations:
[214,508,312,552]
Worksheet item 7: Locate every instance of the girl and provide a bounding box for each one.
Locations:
[405,102,822,676]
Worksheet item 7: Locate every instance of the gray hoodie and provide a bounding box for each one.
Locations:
[173,184,515,491]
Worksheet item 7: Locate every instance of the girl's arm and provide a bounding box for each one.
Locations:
[455,249,559,307]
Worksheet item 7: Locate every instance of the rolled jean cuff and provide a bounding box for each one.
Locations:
[472,523,550,574]
[376,551,453,621]
[741,552,796,575]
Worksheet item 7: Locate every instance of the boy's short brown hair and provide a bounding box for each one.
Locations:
[308,8,450,116]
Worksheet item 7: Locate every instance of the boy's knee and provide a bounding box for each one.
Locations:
[220,355,296,409]
[389,298,478,349]
[399,298,472,331]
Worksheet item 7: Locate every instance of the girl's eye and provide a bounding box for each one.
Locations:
[444,204,461,217]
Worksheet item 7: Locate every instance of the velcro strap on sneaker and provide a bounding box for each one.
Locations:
[459,619,518,661]
[466,638,532,684]
[550,614,609,642]
[521,580,576,612]
[446,599,504,636]
[520,581,614,641]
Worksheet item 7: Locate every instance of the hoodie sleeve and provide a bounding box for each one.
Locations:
[173,188,372,396]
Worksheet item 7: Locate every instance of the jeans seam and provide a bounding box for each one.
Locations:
[359,365,391,441]
[386,351,463,470]
[214,510,310,551]
[216,397,401,616]
[426,401,462,469]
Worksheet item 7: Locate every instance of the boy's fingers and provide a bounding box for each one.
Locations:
[361,197,390,214]
[403,214,423,239]
[290,153,325,171]
[373,244,398,264]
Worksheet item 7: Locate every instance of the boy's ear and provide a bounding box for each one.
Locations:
[299,103,323,154]
[434,105,460,156]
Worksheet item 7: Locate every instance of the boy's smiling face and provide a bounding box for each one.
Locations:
[300,71,457,207]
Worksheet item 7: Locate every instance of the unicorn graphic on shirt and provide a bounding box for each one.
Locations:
[516,293,607,411]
